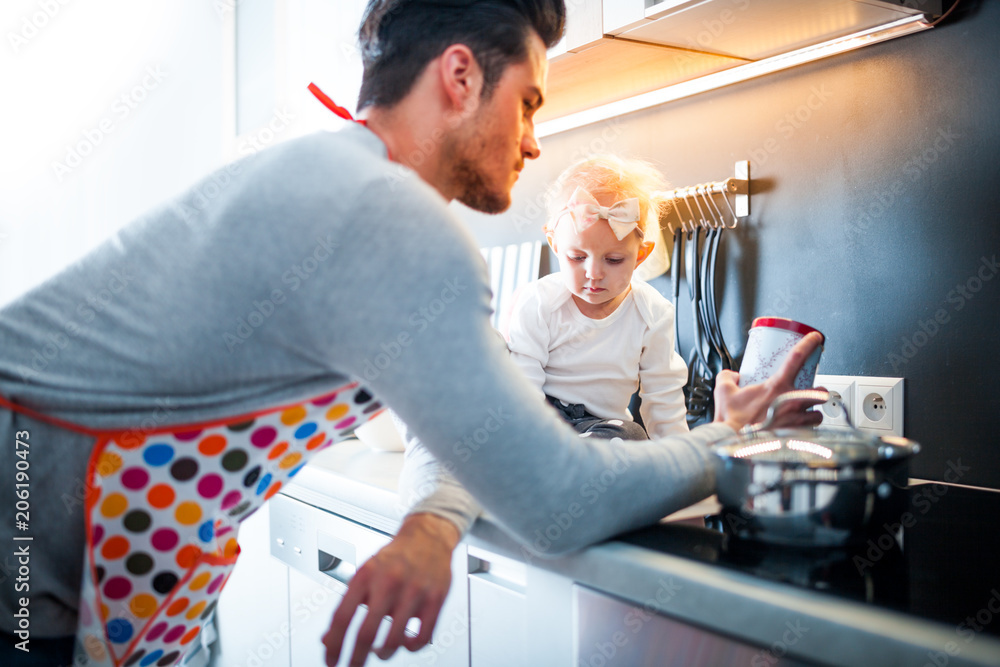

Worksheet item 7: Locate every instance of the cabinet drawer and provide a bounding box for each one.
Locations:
[574,584,818,666]
[467,546,528,667]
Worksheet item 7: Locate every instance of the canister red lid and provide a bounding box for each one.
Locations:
[751,317,825,343]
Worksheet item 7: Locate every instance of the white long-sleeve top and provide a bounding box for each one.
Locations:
[507,273,689,439]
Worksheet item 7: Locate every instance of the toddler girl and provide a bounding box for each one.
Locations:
[506,153,688,440]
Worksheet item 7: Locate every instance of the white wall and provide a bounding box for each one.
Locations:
[0,2,224,304]
[0,0,368,307]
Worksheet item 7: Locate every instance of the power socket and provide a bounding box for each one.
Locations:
[855,377,904,436]
[814,375,904,436]
[813,374,855,428]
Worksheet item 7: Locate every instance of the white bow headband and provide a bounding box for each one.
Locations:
[553,186,641,241]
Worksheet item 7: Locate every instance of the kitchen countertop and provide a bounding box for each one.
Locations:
[280,440,1000,667]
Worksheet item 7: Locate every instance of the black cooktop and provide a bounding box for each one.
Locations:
[619,484,1000,640]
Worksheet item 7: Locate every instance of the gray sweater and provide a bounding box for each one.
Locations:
[0,125,729,637]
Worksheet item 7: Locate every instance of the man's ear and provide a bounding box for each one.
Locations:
[636,241,655,266]
[439,44,481,115]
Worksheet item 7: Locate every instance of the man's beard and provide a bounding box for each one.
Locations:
[452,158,510,214]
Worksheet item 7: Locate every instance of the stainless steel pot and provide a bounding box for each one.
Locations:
[712,390,920,547]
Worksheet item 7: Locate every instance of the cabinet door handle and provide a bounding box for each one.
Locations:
[317,531,358,586]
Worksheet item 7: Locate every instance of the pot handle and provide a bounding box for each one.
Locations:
[740,389,854,435]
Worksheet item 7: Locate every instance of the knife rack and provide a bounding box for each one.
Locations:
[656,161,750,233]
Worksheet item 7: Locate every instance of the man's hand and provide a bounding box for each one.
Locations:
[714,332,826,432]
[323,512,461,666]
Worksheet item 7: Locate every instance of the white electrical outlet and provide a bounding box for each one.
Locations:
[814,374,855,428]
[855,377,904,436]
[814,374,904,436]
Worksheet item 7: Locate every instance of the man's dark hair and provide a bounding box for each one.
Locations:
[357,0,565,111]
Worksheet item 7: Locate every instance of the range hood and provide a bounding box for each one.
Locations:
[537,0,944,136]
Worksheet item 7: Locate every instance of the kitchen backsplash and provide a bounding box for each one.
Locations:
[459,1,1000,489]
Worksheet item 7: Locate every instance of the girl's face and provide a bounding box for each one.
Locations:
[549,194,653,319]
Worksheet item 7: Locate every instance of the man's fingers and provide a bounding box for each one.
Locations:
[374,589,423,660]
[766,392,827,429]
[324,576,370,666]
[404,591,446,652]
[715,369,739,393]
[767,332,823,389]
[349,606,386,667]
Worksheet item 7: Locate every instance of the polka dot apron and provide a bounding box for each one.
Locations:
[2,382,384,667]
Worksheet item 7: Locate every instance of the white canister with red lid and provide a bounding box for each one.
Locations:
[738,317,825,388]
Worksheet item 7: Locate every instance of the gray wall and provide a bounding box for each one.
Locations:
[461,1,1000,488]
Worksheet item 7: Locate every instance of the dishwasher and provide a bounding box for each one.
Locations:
[269,493,470,667]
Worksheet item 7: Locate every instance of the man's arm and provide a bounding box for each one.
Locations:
[398,435,484,537]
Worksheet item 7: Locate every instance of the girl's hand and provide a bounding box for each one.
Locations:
[714,332,826,432]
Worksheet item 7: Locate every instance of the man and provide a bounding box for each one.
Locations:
[318,2,822,666]
[0,1,821,666]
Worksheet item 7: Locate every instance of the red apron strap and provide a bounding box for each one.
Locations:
[308,82,365,125]
[0,393,103,436]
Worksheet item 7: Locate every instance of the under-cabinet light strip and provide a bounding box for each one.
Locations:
[536,15,932,138]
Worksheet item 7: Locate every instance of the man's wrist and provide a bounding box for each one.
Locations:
[400,512,462,550]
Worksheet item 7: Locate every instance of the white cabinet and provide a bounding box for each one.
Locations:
[540,0,745,123]
[269,494,470,667]
[573,585,819,666]
[538,0,940,125]
[466,547,528,667]
[212,502,292,666]
[464,544,577,667]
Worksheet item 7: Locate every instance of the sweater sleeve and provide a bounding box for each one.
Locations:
[397,427,483,536]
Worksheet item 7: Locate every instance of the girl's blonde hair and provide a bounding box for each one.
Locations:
[544,154,668,244]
